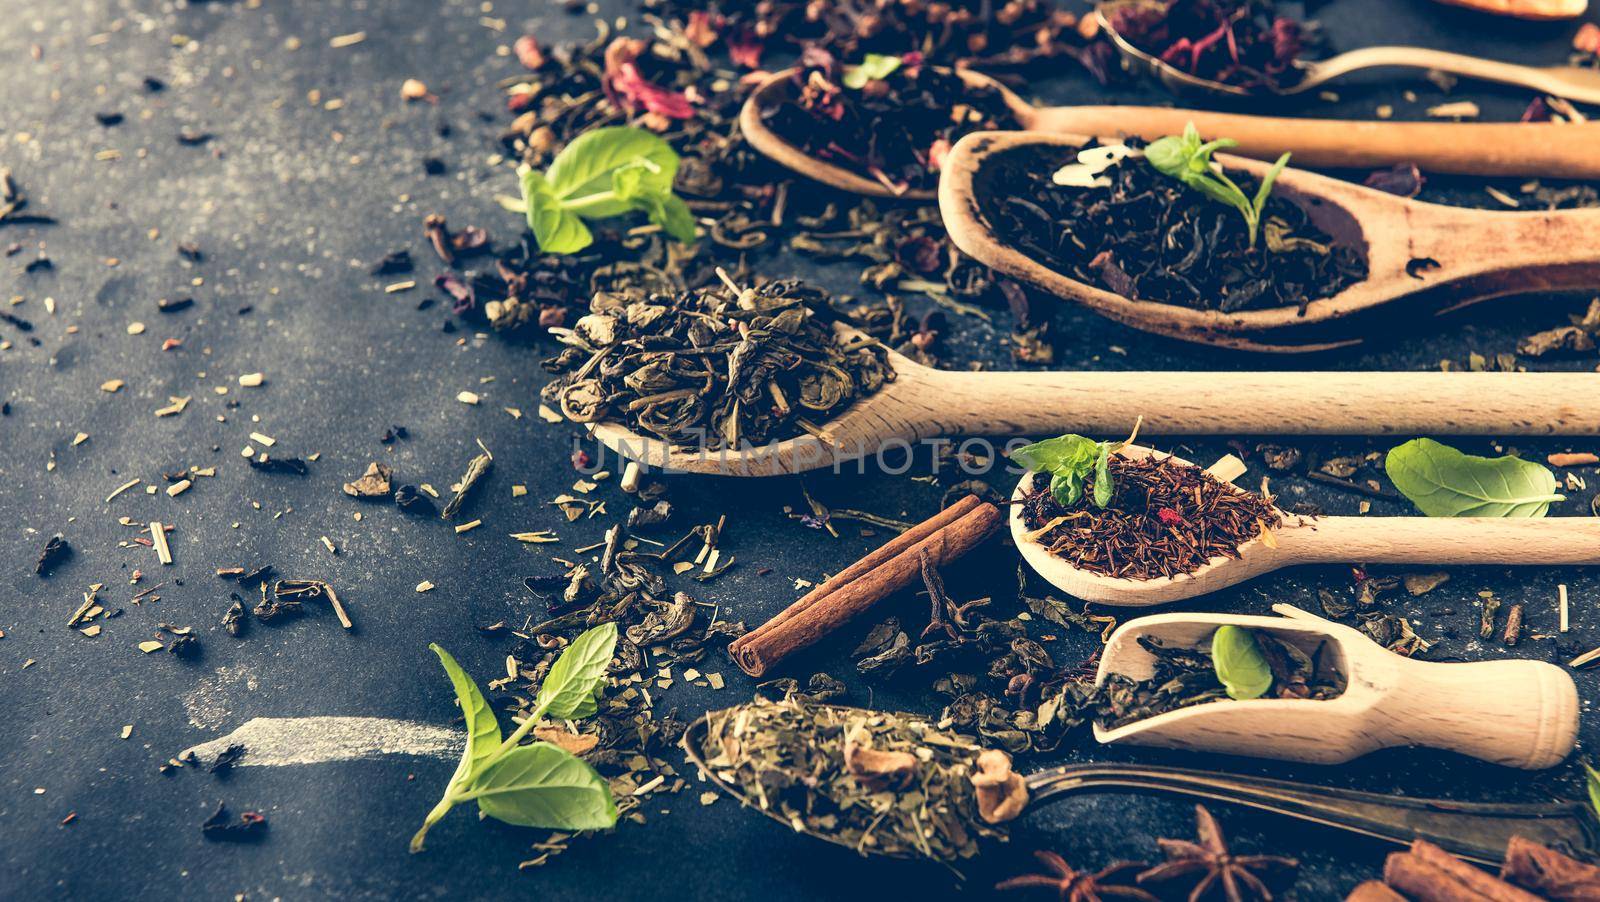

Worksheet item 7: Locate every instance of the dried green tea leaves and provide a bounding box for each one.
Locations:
[541,279,893,450]
[694,697,1007,860]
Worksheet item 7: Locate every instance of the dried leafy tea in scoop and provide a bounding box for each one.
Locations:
[541,277,893,450]
[1094,626,1346,730]
[1017,449,1281,580]
[759,48,1020,193]
[693,696,1013,859]
[977,140,1367,313]
[1105,0,1322,91]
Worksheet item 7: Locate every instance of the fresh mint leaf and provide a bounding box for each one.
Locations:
[1145,122,1284,246]
[410,644,505,853]
[536,622,618,720]
[1211,625,1273,701]
[518,126,694,255]
[842,53,902,89]
[1385,437,1565,518]
[470,742,618,831]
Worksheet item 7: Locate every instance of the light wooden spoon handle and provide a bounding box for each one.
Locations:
[1018,106,1600,178]
[1373,658,1578,769]
[1304,47,1600,104]
[1280,517,1600,564]
[915,369,1600,436]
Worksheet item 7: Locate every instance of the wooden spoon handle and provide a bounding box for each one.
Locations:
[1280,517,1600,564]
[1018,106,1600,178]
[916,370,1600,436]
[1374,658,1578,769]
[1307,47,1600,104]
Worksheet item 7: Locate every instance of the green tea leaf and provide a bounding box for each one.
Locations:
[1092,442,1114,508]
[430,644,503,788]
[841,53,903,89]
[471,741,618,831]
[1585,762,1600,821]
[1211,625,1273,701]
[522,169,593,254]
[536,621,617,720]
[1145,122,1272,246]
[545,126,678,207]
[1385,437,1564,518]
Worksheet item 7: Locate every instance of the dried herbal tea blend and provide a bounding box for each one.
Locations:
[1095,627,1346,730]
[758,49,1020,193]
[1018,452,1282,580]
[541,278,894,449]
[1105,0,1321,91]
[976,141,1367,313]
[695,697,1008,859]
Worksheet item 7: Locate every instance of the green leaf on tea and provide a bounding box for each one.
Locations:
[1093,442,1114,508]
[1012,433,1120,508]
[522,169,593,254]
[842,53,902,89]
[472,741,618,831]
[1385,437,1564,518]
[1145,122,1284,245]
[546,126,678,208]
[536,621,618,720]
[430,644,503,788]
[1585,762,1600,822]
[1211,625,1273,701]
[518,126,693,254]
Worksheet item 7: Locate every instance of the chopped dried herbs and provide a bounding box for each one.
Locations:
[1106,0,1320,91]
[200,803,268,842]
[974,142,1367,314]
[35,534,70,576]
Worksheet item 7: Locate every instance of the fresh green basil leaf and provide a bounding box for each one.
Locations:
[1143,135,1186,177]
[646,193,697,244]
[471,741,618,831]
[1049,470,1084,506]
[1253,152,1292,219]
[1385,437,1564,518]
[1211,625,1273,701]
[1012,433,1100,474]
[536,621,617,720]
[841,53,903,89]
[545,126,678,205]
[1092,442,1114,508]
[522,169,593,254]
[430,644,503,788]
[1585,762,1600,821]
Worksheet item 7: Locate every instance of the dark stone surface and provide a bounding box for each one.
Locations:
[2,0,1598,899]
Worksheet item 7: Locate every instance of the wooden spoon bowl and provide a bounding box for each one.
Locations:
[1011,444,1600,605]
[942,130,1600,350]
[1093,607,1578,768]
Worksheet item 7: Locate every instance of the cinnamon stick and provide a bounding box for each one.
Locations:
[1384,841,1543,902]
[1501,835,1600,900]
[729,496,1001,677]
[1346,881,1407,902]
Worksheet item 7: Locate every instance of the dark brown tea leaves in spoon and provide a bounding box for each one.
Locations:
[760,50,1020,193]
[696,697,1009,859]
[976,142,1367,313]
[1106,0,1323,91]
[1096,627,1346,730]
[541,278,893,450]
[1019,454,1281,579]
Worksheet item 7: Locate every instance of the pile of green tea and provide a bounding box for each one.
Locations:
[1019,452,1282,580]
[1095,626,1346,730]
[975,142,1368,313]
[694,697,1007,859]
[540,279,894,450]
[759,49,1020,193]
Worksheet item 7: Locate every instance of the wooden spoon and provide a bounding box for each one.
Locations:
[592,346,1600,475]
[1094,606,1578,769]
[941,130,1600,350]
[740,66,1600,201]
[681,702,1594,865]
[1097,4,1600,104]
[1011,444,1600,605]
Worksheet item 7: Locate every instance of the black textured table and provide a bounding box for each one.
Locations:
[3,0,1599,899]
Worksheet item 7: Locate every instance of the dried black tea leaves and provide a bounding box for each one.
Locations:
[394,484,436,515]
[759,49,1019,193]
[441,442,492,520]
[200,803,268,842]
[222,595,247,637]
[694,697,1008,859]
[247,455,309,476]
[1018,454,1281,580]
[541,279,893,450]
[1105,0,1321,91]
[35,534,70,576]
[975,142,1366,313]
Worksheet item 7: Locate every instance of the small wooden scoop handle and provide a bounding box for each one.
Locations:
[1017,106,1600,179]
[1280,517,1600,565]
[1308,47,1600,105]
[1373,658,1578,770]
[1024,763,1594,865]
[917,369,1600,436]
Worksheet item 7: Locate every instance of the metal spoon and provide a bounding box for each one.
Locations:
[680,703,1596,866]
[1094,606,1578,768]
[940,129,1600,351]
[740,66,1600,200]
[1011,444,1600,605]
[1097,3,1600,104]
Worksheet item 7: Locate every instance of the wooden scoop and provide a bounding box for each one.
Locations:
[681,703,1594,865]
[941,130,1600,350]
[1094,606,1579,769]
[589,336,1600,475]
[1011,444,1600,605]
[740,66,1600,202]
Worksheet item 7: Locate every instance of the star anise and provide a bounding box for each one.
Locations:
[997,851,1159,902]
[1136,805,1298,902]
